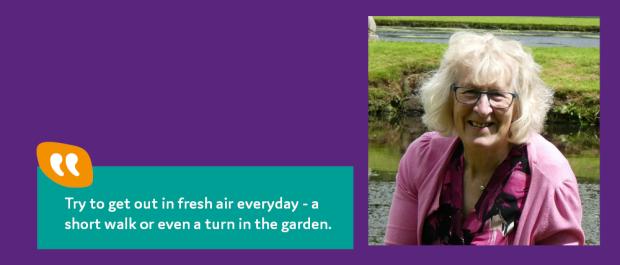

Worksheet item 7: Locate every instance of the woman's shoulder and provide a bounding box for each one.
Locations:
[522,135,584,245]
[399,132,457,178]
[404,131,456,159]
[395,131,457,195]
[526,133,577,187]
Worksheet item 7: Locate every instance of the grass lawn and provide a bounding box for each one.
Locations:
[534,47,600,93]
[368,41,600,93]
[368,41,445,86]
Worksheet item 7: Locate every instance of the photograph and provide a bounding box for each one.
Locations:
[368,16,600,245]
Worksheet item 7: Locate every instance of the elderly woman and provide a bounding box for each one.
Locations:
[385,32,584,245]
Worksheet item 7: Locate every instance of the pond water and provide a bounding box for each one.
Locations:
[376,27,600,47]
[368,114,600,245]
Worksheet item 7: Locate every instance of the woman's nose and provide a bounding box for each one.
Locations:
[474,94,493,115]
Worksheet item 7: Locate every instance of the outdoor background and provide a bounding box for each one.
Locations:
[367,16,600,245]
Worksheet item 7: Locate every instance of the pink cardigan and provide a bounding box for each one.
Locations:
[385,132,585,245]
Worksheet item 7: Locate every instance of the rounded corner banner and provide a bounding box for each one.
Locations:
[37,146,353,250]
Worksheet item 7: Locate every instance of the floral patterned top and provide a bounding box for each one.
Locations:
[422,143,531,245]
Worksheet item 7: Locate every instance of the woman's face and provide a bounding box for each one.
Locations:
[452,81,516,150]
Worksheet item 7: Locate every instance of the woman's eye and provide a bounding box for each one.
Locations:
[463,90,478,95]
[489,92,507,99]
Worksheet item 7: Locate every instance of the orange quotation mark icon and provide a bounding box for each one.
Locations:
[36,142,93,188]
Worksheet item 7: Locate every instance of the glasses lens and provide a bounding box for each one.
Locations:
[455,88,514,109]
[455,88,479,104]
[488,92,513,108]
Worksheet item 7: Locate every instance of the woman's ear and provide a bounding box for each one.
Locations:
[511,100,521,122]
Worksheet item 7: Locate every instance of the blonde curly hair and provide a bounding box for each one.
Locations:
[420,31,554,144]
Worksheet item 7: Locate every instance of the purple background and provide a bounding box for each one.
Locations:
[1,0,612,264]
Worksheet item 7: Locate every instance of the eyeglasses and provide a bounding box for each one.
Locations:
[451,84,518,109]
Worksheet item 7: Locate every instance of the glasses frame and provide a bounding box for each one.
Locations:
[451,83,518,110]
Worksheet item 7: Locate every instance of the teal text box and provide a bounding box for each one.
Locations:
[37,166,353,249]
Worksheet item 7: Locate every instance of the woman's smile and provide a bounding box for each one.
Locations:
[468,120,494,129]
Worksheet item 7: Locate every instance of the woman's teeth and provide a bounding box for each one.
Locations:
[469,121,493,128]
